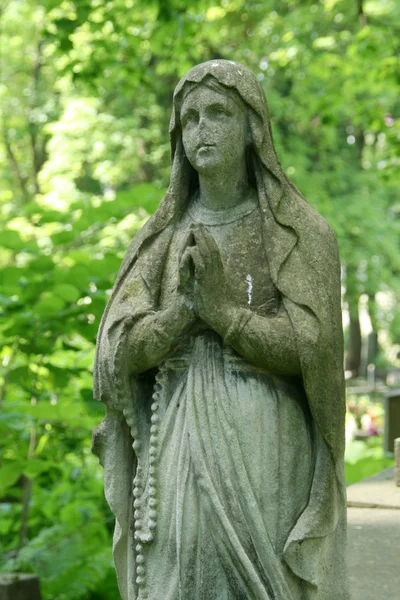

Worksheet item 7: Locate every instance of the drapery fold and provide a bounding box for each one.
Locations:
[139,332,312,599]
[185,335,299,599]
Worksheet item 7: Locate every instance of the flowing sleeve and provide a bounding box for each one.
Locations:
[222,305,303,375]
[93,225,175,408]
[94,265,155,409]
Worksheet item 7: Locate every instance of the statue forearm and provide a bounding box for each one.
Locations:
[217,306,301,376]
[126,300,194,374]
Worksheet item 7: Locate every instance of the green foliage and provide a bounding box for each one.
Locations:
[1,0,399,597]
[345,436,394,485]
[4,524,117,600]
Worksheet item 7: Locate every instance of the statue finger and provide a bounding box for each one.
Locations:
[193,226,220,260]
[179,248,194,279]
[190,246,206,277]
[178,231,196,263]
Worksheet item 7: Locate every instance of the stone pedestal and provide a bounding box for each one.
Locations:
[0,574,41,600]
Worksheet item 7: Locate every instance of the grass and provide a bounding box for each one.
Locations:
[345,435,394,485]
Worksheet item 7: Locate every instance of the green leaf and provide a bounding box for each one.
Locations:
[51,230,77,245]
[35,433,50,455]
[68,251,92,264]
[52,264,91,289]
[1,266,24,286]
[30,256,55,272]
[0,462,25,494]
[53,284,81,303]
[23,459,52,478]
[0,230,24,250]
[35,292,66,317]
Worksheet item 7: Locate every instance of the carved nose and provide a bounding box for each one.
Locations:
[198,115,208,131]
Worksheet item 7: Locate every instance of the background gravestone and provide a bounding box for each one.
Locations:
[0,574,41,600]
[384,389,400,454]
[395,438,400,487]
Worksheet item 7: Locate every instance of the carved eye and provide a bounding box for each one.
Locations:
[209,105,231,119]
[182,111,198,127]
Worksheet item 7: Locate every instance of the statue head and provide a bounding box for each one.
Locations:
[168,60,289,205]
[179,76,249,178]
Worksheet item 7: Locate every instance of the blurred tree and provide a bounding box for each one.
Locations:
[1,0,399,598]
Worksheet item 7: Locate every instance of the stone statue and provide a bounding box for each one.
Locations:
[92,60,349,600]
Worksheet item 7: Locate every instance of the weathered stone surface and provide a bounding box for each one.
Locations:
[0,574,41,600]
[93,60,349,599]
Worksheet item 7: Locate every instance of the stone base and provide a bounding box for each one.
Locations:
[0,574,41,600]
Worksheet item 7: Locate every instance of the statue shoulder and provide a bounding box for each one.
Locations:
[296,197,341,264]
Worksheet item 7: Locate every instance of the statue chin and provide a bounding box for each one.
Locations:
[188,153,222,174]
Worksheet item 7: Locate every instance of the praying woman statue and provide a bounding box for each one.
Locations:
[93,60,350,600]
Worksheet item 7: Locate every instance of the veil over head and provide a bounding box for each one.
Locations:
[93,60,347,597]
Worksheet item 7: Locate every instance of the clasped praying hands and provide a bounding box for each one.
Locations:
[178,223,234,332]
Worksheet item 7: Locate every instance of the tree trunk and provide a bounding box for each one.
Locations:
[367,331,378,366]
[345,300,362,377]
[367,293,379,367]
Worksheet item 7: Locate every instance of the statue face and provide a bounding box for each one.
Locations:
[180,85,247,175]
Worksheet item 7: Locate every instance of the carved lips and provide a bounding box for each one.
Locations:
[197,142,216,151]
